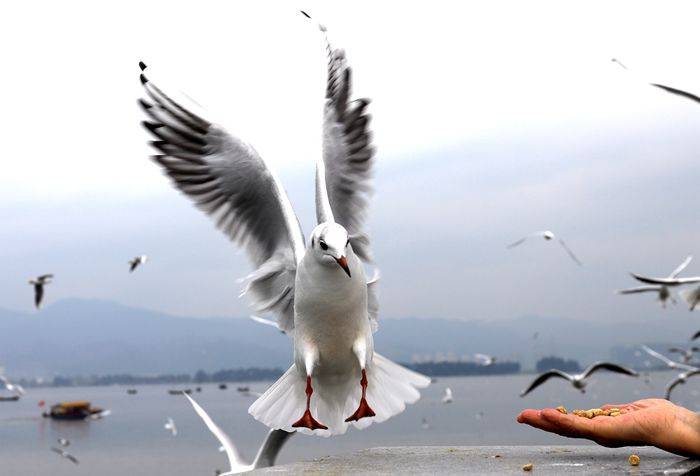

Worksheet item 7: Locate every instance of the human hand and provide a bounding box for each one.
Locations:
[517,399,700,457]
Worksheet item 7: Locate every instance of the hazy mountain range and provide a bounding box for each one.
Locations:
[0,299,697,378]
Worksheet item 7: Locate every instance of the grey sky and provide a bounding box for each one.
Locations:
[2,1,700,322]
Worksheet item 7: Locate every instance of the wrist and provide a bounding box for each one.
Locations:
[661,407,700,457]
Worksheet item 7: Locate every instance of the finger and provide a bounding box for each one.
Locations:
[516,409,540,423]
[518,409,578,436]
[541,408,598,438]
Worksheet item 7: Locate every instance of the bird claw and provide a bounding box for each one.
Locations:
[345,396,376,422]
[292,409,328,430]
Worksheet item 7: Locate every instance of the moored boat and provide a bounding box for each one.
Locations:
[43,401,104,420]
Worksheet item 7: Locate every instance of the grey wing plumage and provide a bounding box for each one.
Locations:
[693,330,700,341]
[139,63,305,332]
[519,370,571,397]
[668,348,684,354]
[251,429,294,470]
[316,35,375,262]
[651,83,700,105]
[669,255,693,279]
[616,285,662,295]
[631,273,700,286]
[582,362,638,379]
[558,239,582,266]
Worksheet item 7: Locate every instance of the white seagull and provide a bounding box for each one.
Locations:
[129,255,148,272]
[139,18,428,436]
[618,256,693,308]
[184,394,292,474]
[57,437,70,447]
[0,375,25,396]
[51,447,79,465]
[28,274,53,309]
[441,387,453,404]
[474,353,496,367]
[507,230,582,266]
[520,362,638,397]
[641,345,698,372]
[667,346,700,365]
[164,417,177,436]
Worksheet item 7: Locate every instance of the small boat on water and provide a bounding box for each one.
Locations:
[43,401,104,420]
[168,389,192,395]
[218,383,227,390]
[0,395,20,402]
[236,386,250,393]
[127,389,138,395]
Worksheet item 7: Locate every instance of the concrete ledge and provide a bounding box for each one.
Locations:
[252,445,699,475]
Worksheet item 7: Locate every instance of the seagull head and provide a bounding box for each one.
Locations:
[310,223,352,277]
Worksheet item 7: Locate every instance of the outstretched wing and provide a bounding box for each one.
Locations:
[316,34,375,262]
[184,394,250,473]
[519,370,571,397]
[558,239,582,266]
[692,330,700,341]
[506,237,528,249]
[669,255,693,279]
[631,273,700,286]
[34,284,44,308]
[651,83,700,105]
[139,63,305,332]
[616,285,661,295]
[582,362,638,379]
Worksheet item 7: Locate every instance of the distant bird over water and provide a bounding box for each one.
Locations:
[668,346,700,365]
[520,362,637,397]
[641,345,697,372]
[441,387,453,404]
[28,274,53,309]
[507,230,582,266]
[474,353,496,367]
[57,437,70,447]
[138,12,429,436]
[128,255,148,272]
[618,256,693,308]
[665,369,700,401]
[51,447,79,465]
[0,375,25,396]
[164,417,177,436]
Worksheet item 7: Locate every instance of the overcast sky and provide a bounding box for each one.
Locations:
[2,0,700,322]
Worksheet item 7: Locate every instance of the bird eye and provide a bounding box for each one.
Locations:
[319,240,328,250]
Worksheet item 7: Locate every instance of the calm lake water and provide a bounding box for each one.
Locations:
[0,371,697,475]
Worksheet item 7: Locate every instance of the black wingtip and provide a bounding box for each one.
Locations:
[300,10,311,19]
[140,73,148,85]
[139,61,147,71]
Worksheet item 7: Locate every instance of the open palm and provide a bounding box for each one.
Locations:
[517,399,700,457]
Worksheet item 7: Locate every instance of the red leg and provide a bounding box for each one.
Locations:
[345,369,376,422]
[292,376,328,430]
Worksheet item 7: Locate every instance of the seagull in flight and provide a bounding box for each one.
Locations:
[164,417,177,436]
[51,447,79,465]
[641,345,698,372]
[184,394,292,474]
[520,362,638,397]
[474,353,496,367]
[28,274,53,309]
[441,387,453,404]
[665,368,700,401]
[138,13,428,436]
[507,230,582,266]
[0,375,25,396]
[128,255,148,272]
[57,437,70,447]
[618,255,693,307]
[667,346,700,365]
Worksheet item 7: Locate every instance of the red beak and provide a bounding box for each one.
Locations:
[336,256,351,277]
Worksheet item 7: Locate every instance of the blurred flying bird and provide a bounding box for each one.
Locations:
[57,437,70,447]
[507,230,582,266]
[691,330,700,341]
[51,447,79,465]
[520,362,638,397]
[164,417,177,436]
[441,387,453,404]
[0,375,25,396]
[668,346,700,365]
[611,57,700,105]
[665,369,700,401]
[28,274,53,309]
[641,345,697,371]
[421,417,430,430]
[618,256,694,308]
[474,353,496,367]
[128,255,148,272]
[184,394,292,474]
[138,14,428,436]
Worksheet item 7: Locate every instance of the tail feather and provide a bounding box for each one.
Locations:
[248,353,430,437]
